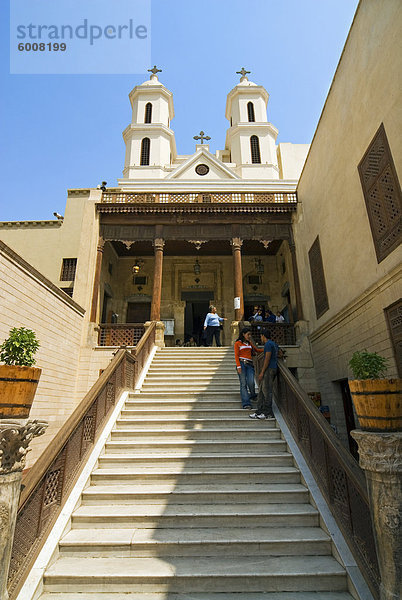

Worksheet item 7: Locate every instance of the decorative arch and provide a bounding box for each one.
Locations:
[250,135,261,164]
[144,102,152,124]
[247,101,255,122]
[140,137,150,166]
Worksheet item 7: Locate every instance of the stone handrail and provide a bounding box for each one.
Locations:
[276,360,381,599]
[7,332,155,599]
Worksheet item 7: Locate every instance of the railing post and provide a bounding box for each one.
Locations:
[351,431,402,600]
[0,421,47,600]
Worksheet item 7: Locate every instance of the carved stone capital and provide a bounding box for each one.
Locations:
[0,420,48,474]
[153,238,165,252]
[231,237,243,251]
[351,431,402,474]
[97,236,105,252]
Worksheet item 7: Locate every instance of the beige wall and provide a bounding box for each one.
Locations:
[294,0,402,443]
[0,241,85,466]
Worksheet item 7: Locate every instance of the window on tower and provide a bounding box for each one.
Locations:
[250,135,261,163]
[140,137,150,165]
[145,103,152,124]
[247,102,255,122]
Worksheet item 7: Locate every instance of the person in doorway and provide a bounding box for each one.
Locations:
[266,310,276,323]
[184,336,197,347]
[234,327,262,408]
[276,311,285,323]
[203,306,227,347]
[249,328,278,420]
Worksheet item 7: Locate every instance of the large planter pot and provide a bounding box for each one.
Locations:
[0,365,41,418]
[349,378,402,432]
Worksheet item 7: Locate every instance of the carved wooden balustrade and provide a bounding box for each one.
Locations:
[247,322,296,345]
[98,323,145,347]
[276,361,381,599]
[101,191,297,204]
[7,322,156,599]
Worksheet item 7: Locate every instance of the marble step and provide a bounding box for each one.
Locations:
[98,452,294,468]
[81,483,310,505]
[110,427,282,440]
[40,593,355,600]
[91,466,301,486]
[124,400,243,409]
[71,502,318,529]
[135,391,241,400]
[59,526,331,557]
[104,439,287,453]
[43,555,347,593]
[114,417,276,430]
[120,408,259,418]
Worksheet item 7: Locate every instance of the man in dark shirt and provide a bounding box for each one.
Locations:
[249,328,278,419]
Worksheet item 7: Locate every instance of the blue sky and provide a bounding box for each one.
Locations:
[0,0,359,221]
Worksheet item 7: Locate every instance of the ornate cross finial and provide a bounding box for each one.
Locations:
[193,131,211,144]
[236,67,251,79]
[148,65,162,77]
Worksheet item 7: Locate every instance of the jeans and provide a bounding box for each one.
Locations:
[237,361,256,407]
[257,367,277,415]
[205,325,221,347]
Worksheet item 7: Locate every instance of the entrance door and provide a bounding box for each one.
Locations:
[182,291,214,345]
[126,302,151,323]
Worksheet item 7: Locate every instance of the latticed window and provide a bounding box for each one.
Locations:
[247,101,255,122]
[358,123,402,263]
[384,299,402,377]
[140,137,150,165]
[308,236,329,319]
[250,135,261,164]
[144,102,152,123]
[60,258,77,281]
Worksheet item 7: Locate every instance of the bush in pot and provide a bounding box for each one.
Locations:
[0,327,41,419]
[349,350,401,432]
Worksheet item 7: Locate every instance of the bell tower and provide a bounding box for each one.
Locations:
[122,66,177,179]
[225,68,279,179]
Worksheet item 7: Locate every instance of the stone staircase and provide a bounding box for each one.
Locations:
[39,347,356,599]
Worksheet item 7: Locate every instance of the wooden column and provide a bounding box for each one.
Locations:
[289,241,304,321]
[150,238,165,321]
[90,237,105,323]
[231,237,244,321]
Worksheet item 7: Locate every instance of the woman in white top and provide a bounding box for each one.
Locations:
[203,306,227,347]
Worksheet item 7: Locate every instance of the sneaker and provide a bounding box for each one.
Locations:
[243,404,252,409]
[249,412,266,419]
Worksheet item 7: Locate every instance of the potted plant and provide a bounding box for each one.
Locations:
[0,327,41,419]
[349,350,401,432]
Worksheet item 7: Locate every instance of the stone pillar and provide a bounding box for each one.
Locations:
[351,430,402,600]
[230,321,240,345]
[289,240,304,322]
[231,237,244,322]
[144,320,165,348]
[150,238,165,322]
[90,236,105,323]
[0,420,47,600]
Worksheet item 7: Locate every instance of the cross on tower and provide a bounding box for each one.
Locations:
[148,65,162,76]
[236,67,251,78]
[193,131,211,144]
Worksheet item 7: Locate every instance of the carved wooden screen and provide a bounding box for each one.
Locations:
[384,299,402,377]
[308,236,329,319]
[60,258,77,281]
[358,123,402,263]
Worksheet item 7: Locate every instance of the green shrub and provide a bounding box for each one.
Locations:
[0,327,40,366]
[349,350,388,380]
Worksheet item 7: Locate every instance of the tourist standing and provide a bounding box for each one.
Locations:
[234,327,262,408]
[203,306,226,347]
[249,328,278,419]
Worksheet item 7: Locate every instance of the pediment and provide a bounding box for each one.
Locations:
[166,149,239,180]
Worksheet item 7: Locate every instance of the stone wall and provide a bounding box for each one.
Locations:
[294,0,402,445]
[0,241,85,466]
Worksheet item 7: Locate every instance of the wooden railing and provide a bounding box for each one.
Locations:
[98,323,145,347]
[7,322,157,599]
[101,191,297,204]
[247,322,296,345]
[276,361,380,598]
